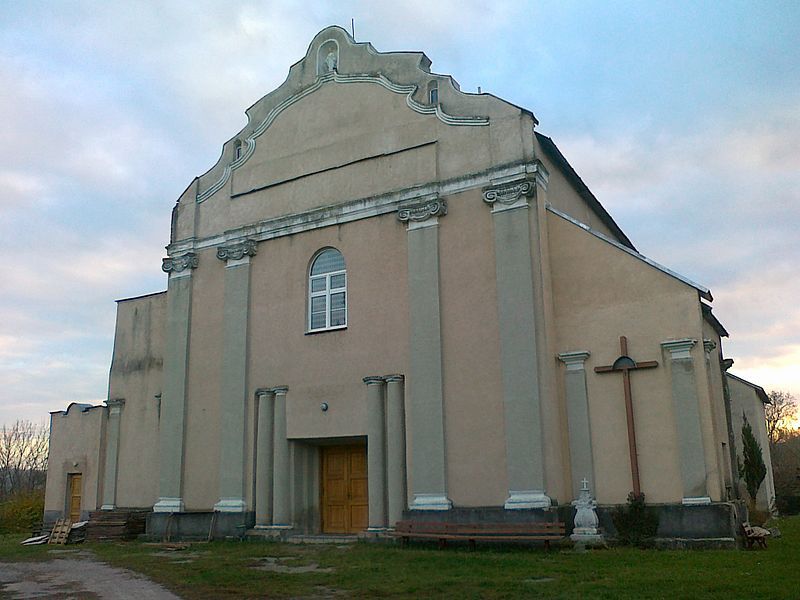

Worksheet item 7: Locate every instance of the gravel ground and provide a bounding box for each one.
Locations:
[0,554,181,599]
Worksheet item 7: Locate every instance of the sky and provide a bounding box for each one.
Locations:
[1,1,798,427]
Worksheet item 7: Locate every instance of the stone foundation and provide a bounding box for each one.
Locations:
[146,511,256,540]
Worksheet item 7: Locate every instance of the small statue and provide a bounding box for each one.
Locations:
[325,51,337,73]
[571,478,605,548]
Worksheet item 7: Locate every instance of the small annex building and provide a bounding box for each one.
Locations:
[45,27,772,542]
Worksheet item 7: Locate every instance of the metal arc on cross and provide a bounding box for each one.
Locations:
[594,336,658,497]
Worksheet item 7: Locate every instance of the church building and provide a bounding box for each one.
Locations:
[44,26,768,543]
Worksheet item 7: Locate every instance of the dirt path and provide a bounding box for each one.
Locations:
[0,553,181,599]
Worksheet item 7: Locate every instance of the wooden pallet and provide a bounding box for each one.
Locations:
[48,519,72,545]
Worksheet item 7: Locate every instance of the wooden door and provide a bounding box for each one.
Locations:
[68,473,82,522]
[321,445,368,534]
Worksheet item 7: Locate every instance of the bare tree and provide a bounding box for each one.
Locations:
[766,390,798,447]
[0,420,49,501]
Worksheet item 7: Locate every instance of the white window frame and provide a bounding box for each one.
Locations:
[307,251,347,333]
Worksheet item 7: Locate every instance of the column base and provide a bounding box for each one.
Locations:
[504,490,551,509]
[100,504,116,511]
[214,498,247,513]
[410,494,452,511]
[682,496,712,506]
[153,497,185,513]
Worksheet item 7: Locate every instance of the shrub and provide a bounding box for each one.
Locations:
[0,491,45,533]
[612,492,659,546]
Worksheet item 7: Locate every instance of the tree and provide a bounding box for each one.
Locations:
[766,390,798,447]
[0,420,49,501]
[738,413,767,503]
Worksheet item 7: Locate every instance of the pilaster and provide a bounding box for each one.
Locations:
[214,239,258,513]
[558,351,596,497]
[483,176,550,509]
[100,399,124,510]
[398,196,451,511]
[364,377,387,530]
[662,339,710,504]
[154,252,198,513]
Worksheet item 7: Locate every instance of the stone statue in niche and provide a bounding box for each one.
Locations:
[324,51,337,73]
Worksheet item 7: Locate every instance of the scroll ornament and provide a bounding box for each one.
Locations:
[162,253,199,273]
[482,180,534,206]
[397,198,447,223]
[216,239,258,261]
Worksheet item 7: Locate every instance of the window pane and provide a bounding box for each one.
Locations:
[310,313,326,329]
[311,296,326,313]
[330,309,346,326]
[330,292,346,310]
[311,277,326,292]
[330,273,345,289]
[310,249,345,275]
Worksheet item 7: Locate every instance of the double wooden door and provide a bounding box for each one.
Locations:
[68,473,82,522]
[321,445,368,534]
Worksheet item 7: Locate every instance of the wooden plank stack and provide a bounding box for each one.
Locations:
[86,510,148,541]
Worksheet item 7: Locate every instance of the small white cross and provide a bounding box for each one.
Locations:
[581,477,590,491]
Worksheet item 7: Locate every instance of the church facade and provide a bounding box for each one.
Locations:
[45,27,768,541]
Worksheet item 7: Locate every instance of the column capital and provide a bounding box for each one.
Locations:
[216,239,258,264]
[703,339,717,357]
[363,376,385,385]
[397,195,446,229]
[661,338,697,360]
[106,398,125,415]
[558,351,591,371]
[483,176,536,212]
[162,252,198,275]
[255,388,274,399]
[271,385,289,395]
[383,374,405,383]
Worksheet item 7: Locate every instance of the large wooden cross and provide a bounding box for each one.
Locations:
[594,336,658,497]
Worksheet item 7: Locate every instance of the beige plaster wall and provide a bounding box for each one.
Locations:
[109,293,166,508]
[548,211,721,504]
[728,375,776,512]
[702,321,734,498]
[535,144,618,241]
[44,404,105,517]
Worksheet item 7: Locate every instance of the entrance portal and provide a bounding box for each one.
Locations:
[68,473,82,522]
[321,445,367,534]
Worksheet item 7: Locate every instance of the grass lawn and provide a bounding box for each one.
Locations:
[1,517,798,599]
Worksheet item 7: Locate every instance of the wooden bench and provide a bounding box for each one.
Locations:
[741,522,770,549]
[390,520,566,550]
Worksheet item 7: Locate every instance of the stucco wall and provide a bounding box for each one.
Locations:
[109,292,166,508]
[44,404,105,520]
[548,210,722,504]
[728,374,776,512]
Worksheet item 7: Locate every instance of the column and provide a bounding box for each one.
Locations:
[254,389,274,528]
[364,377,387,530]
[214,239,257,512]
[661,339,710,504]
[385,374,407,527]
[271,386,292,527]
[155,252,198,512]
[483,173,550,509]
[558,351,596,498]
[100,399,125,510]
[397,195,451,510]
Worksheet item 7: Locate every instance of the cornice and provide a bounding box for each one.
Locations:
[216,239,258,262]
[162,252,198,274]
[168,161,538,258]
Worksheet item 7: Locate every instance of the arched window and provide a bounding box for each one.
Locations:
[308,248,347,331]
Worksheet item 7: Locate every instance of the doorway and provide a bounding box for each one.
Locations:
[320,445,367,533]
[67,473,82,522]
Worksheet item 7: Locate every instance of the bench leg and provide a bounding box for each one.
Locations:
[438,538,447,550]
[545,540,551,551]
[401,536,409,548]
[469,539,476,551]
